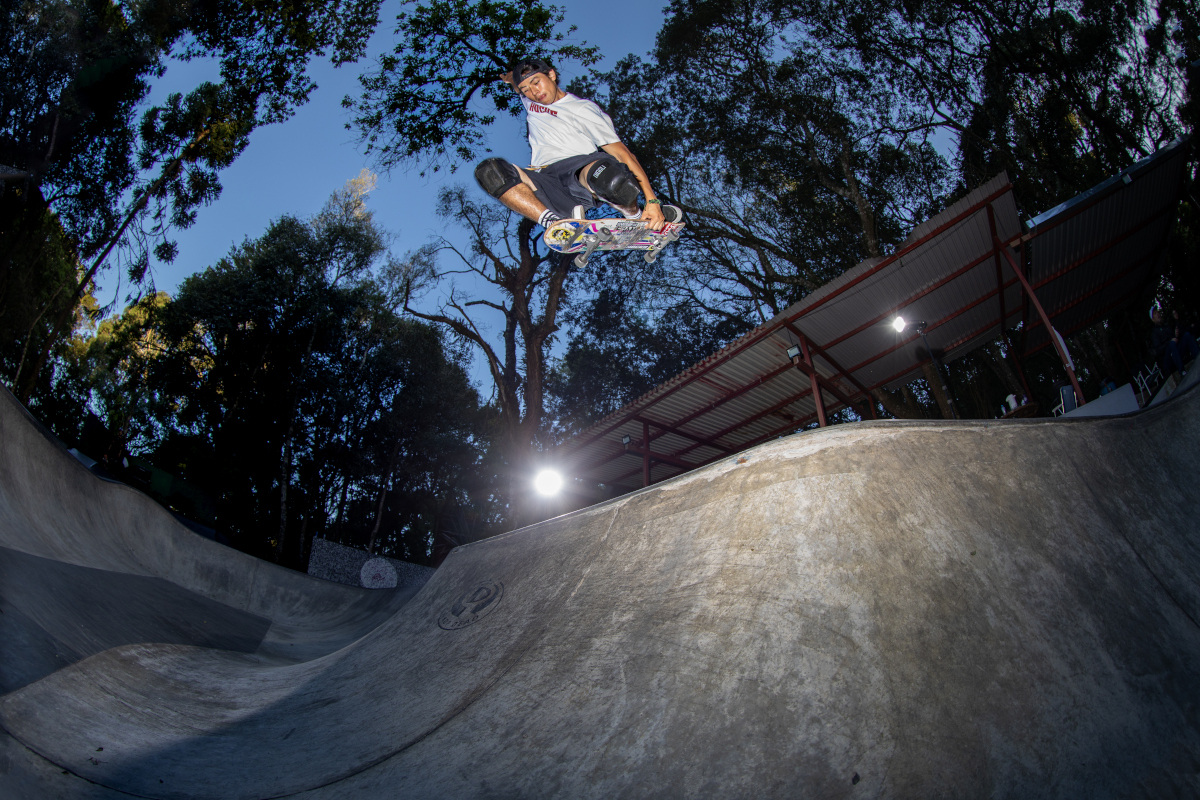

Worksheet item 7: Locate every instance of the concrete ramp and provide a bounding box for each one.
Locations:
[3,384,1200,798]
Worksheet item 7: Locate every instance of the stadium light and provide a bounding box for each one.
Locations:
[892,316,907,332]
[534,469,563,496]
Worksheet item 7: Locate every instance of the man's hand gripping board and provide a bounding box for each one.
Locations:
[543,218,685,267]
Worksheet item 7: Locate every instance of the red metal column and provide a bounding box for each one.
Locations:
[999,245,1085,405]
[988,210,1033,401]
[800,334,827,427]
[642,419,651,487]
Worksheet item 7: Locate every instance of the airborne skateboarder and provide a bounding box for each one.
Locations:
[474,57,682,232]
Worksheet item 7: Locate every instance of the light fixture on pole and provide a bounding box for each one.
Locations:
[533,469,563,496]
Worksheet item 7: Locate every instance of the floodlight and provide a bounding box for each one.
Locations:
[786,345,801,360]
[621,435,631,447]
[534,469,563,496]
[892,316,907,332]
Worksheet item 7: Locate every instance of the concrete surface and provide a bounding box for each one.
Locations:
[1151,364,1200,408]
[3,380,1200,798]
[306,537,435,589]
[1064,382,1140,418]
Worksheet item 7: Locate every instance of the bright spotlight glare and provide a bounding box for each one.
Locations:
[892,316,907,332]
[534,469,563,496]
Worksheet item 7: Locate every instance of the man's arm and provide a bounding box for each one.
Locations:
[600,141,667,230]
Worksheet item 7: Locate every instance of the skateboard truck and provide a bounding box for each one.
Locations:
[573,227,612,268]
[643,227,681,264]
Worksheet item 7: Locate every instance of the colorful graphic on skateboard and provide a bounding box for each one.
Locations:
[543,218,685,267]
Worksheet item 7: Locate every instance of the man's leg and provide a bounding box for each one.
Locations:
[1181,331,1200,364]
[475,158,558,226]
[497,181,550,223]
[578,159,640,217]
[1164,341,1185,376]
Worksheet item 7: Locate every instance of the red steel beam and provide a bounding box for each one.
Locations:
[607,408,825,489]
[642,420,651,487]
[567,361,795,460]
[843,208,1157,383]
[701,384,820,447]
[1026,205,1172,291]
[864,308,1035,393]
[785,327,877,419]
[799,333,827,427]
[733,409,824,452]
[1020,256,1152,336]
[841,276,1021,376]
[818,246,999,353]
[999,245,1086,403]
[782,323,871,406]
[794,332,877,418]
[650,362,796,432]
[988,205,1008,345]
[796,196,1168,412]
[634,416,734,453]
[640,382,840,472]
[1025,203,1179,358]
[568,366,794,476]
[621,444,696,472]
[563,184,1014,457]
[1025,292,1149,359]
[576,422,732,481]
[860,256,1148,395]
[789,353,863,417]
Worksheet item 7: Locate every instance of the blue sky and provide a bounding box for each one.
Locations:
[110,0,662,307]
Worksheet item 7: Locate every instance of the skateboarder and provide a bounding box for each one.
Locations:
[474,57,682,232]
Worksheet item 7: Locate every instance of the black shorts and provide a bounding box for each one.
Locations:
[525,152,621,218]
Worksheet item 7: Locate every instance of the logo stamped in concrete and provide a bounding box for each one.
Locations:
[438,581,504,630]
[360,558,398,589]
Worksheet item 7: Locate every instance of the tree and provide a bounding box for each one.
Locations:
[767,0,1200,204]
[547,289,752,435]
[403,186,571,526]
[347,0,599,173]
[2,0,385,404]
[144,177,490,566]
[58,291,172,461]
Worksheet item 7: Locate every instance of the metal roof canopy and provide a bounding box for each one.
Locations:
[558,140,1191,491]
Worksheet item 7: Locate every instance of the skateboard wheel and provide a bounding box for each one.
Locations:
[644,250,658,264]
[574,254,588,268]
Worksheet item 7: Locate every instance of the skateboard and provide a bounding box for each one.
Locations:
[543,218,685,267]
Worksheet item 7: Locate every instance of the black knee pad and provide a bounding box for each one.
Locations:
[475,158,521,199]
[586,160,640,208]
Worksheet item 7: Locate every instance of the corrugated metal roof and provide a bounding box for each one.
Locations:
[557,143,1190,491]
[1018,138,1190,356]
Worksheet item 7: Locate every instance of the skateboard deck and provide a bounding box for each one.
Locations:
[543,218,685,266]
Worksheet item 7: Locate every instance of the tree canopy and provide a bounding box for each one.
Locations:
[347,0,599,173]
[1,0,386,408]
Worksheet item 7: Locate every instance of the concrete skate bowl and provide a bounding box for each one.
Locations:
[3,381,1200,799]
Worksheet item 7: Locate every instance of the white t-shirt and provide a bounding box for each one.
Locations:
[522,93,620,167]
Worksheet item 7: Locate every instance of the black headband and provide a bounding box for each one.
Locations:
[513,58,554,85]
